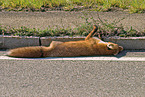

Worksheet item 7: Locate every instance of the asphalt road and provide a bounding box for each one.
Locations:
[0,60,144,96]
[0,11,145,31]
[0,50,145,96]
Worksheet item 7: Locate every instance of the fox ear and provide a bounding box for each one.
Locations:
[107,44,114,50]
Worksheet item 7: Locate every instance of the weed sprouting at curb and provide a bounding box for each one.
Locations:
[80,12,145,38]
[0,25,75,37]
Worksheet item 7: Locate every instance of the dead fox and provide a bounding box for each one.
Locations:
[7,25,123,58]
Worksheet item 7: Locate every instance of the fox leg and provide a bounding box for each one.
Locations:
[85,25,98,40]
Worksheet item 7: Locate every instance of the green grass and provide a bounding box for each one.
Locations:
[0,0,145,13]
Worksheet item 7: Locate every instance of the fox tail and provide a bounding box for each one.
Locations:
[7,46,47,58]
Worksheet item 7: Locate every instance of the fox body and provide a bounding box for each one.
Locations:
[7,25,123,58]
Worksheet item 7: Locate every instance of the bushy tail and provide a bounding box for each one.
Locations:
[7,46,46,58]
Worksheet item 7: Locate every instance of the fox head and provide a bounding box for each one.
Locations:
[106,42,123,55]
[96,40,123,55]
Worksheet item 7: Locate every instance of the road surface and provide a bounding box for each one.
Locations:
[0,50,144,96]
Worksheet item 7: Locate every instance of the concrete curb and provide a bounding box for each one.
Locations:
[0,35,145,50]
[0,36,39,49]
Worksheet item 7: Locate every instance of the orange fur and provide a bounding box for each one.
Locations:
[7,25,123,58]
